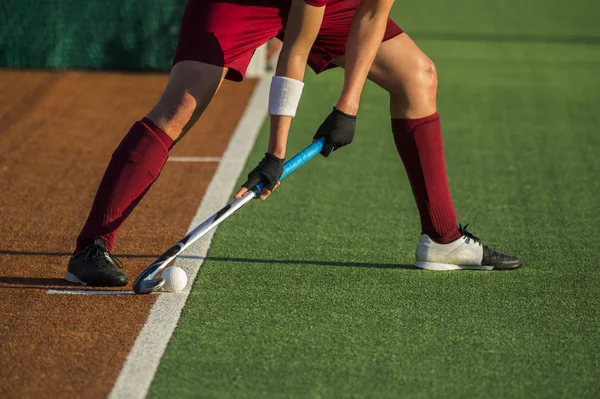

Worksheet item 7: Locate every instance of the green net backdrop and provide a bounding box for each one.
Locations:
[0,0,185,70]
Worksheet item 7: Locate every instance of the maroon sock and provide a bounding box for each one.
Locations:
[76,118,173,252]
[391,113,461,244]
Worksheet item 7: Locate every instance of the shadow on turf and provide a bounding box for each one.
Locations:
[0,251,415,290]
[0,249,160,258]
[206,256,416,270]
[0,276,77,289]
[411,31,600,45]
[0,250,162,289]
[0,250,413,269]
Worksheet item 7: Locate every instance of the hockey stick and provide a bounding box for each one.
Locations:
[132,137,325,294]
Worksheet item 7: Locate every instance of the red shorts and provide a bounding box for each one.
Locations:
[173,0,404,81]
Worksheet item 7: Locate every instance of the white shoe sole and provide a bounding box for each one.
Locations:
[415,261,494,271]
[64,272,87,285]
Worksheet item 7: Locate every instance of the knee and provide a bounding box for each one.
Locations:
[151,76,199,126]
[406,56,437,98]
[146,93,197,141]
[156,91,197,127]
[422,58,438,94]
[147,61,224,138]
[387,55,438,115]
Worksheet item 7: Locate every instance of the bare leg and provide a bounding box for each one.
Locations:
[333,33,437,119]
[147,60,227,143]
[334,34,461,243]
[76,61,227,252]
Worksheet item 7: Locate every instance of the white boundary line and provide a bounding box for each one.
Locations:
[108,74,271,399]
[47,289,134,295]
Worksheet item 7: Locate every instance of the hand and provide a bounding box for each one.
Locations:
[313,107,356,157]
[234,153,284,200]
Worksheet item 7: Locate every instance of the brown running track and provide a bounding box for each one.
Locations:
[0,70,257,398]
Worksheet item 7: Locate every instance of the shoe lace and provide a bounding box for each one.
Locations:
[83,243,124,269]
[458,223,482,246]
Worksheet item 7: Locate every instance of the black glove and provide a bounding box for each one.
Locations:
[313,107,356,157]
[242,153,284,192]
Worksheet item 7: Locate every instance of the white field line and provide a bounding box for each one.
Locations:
[108,74,271,399]
[167,156,221,163]
[47,289,134,295]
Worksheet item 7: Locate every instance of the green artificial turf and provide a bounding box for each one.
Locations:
[149,1,600,397]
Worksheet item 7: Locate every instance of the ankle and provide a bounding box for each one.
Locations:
[424,227,462,244]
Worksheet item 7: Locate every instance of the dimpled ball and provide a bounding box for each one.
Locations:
[162,266,188,293]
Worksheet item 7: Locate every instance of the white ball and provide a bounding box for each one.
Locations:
[161,266,187,293]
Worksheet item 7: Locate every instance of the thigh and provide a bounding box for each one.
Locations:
[336,33,432,94]
[173,0,284,81]
[302,0,404,75]
[334,33,437,118]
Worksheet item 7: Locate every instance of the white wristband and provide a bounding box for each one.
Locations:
[268,76,304,117]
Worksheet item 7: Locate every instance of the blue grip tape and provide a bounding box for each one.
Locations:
[254,137,325,194]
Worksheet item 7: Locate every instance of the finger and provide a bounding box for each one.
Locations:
[272,181,281,191]
[321,143,335,157]
[234,187,249,199]
[241,175,262,191]
[259,188,272,200]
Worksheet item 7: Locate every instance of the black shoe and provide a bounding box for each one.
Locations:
[460,224,522,270]
[65,238,128,286]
